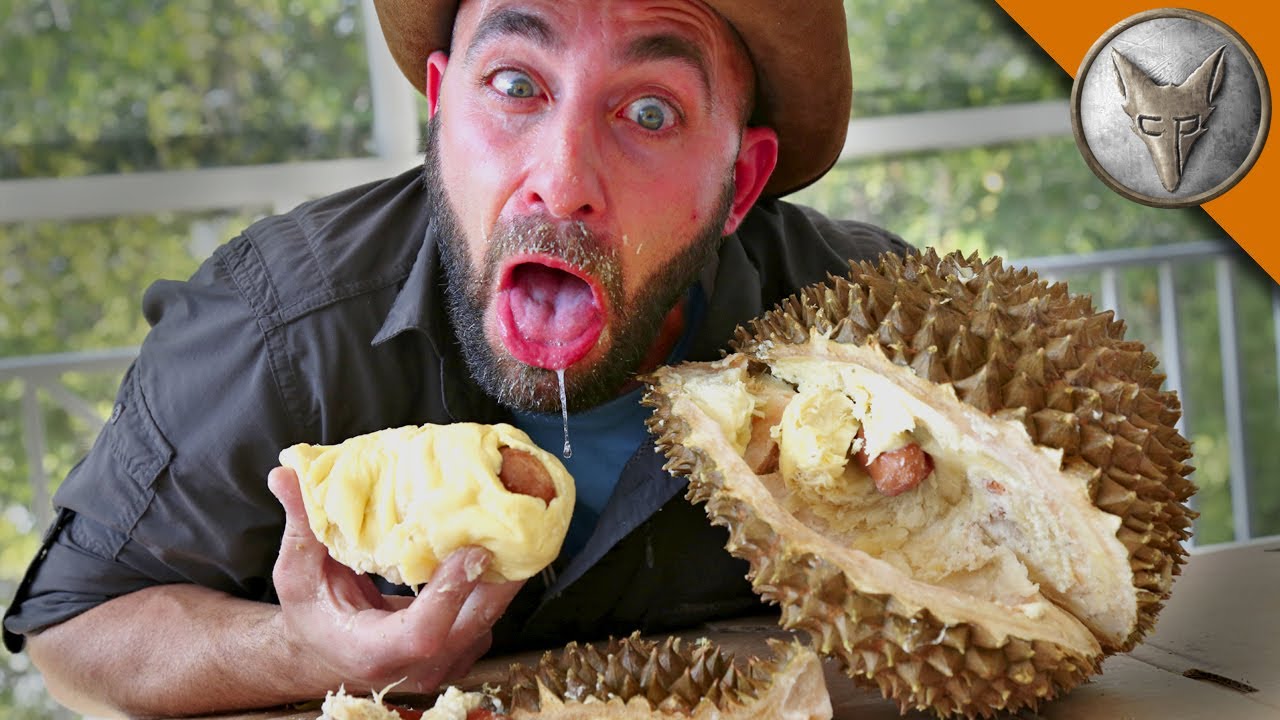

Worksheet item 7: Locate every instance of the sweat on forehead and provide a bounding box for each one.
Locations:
[451,0,757,123]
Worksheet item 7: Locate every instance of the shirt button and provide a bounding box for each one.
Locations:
[110,403,124,423]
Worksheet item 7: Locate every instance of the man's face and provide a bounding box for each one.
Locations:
[427,0,770,412]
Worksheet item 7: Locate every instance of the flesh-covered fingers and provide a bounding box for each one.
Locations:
[268,466,317,551]
[380,565,519,683]
[391,548,491,655]
[382,593,416,611]
[435,577,523,674]
[351,572,387,608]
[400,630,491,694]
[268,466,329,598]
[442,631,494,684]
[452,577,525,637]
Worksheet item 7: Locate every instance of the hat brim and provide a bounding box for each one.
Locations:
[371,0,851,197]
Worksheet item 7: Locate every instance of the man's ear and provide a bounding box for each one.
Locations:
[426,50,450,118]
[723,126,779,236]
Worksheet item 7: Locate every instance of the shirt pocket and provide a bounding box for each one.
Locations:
[51,362,175,560]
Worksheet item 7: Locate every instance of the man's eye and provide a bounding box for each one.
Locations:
[624,97,675,131]
[491,70,539,99]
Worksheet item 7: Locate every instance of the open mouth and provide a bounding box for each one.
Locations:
[495,255,606,370]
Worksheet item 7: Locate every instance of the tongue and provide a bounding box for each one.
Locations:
[509,265,596,342]
[500,264,603,369]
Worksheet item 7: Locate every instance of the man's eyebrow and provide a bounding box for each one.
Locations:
[622,34,712,99]
[464,8,559,64]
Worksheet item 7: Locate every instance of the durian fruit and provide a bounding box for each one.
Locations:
[280,422,575,585]
[494,632,830,718]
[643,249,1196,718]
[316,633,830,719]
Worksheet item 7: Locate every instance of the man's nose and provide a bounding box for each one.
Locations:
[520,111,607,221]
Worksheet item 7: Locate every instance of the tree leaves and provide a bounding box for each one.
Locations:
[1,0,374,178]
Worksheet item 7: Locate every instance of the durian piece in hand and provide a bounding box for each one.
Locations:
[644,249,1196,718]
[280,423,575,586]
[317,633,831,719]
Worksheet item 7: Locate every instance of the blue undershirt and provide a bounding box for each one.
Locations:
[512,285,705,556]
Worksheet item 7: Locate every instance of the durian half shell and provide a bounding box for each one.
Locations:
[643,249,1196,718]
[317,633,831,719]
[494,632,830,719]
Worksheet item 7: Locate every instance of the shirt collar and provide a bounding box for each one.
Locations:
[371,215,449,354]
[371,217,509,424]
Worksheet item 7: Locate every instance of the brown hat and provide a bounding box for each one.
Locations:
[371,0,852,197]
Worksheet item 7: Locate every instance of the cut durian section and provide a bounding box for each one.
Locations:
[280,423,575,586]
[316,634,830,720]
[644,249,1196,718]
[654,355,1107,654]
[497,632,831,719]
[672,350,1125,655]
[779,338,1135,646]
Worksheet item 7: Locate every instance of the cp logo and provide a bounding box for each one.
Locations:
[1071,9,1269,208]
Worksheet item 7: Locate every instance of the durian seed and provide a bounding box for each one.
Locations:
[852,427,934,496]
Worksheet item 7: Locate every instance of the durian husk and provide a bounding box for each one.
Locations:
[316,634,831,719]
[496,632,830,719]
[643,249,1196,718]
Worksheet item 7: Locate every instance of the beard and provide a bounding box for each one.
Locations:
[423,118,735,413]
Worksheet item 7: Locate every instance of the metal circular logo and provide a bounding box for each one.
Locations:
[1070,8,1270,208]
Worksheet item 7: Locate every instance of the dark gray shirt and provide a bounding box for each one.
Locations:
[3,166,909,652]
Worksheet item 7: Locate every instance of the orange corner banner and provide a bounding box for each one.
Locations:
[994,1,1277,283]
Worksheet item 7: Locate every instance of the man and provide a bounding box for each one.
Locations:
[4,0,909,716]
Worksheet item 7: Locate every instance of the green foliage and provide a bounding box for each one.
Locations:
[845,0,1071,116]
[0,212,264,717]
[1,0,373,178]
[0,211,263,534]
[794,137,1224,257]
[2,1,372,714]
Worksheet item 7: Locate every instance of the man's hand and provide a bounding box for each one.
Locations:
[268,467,524,694]
[25,471,525,719]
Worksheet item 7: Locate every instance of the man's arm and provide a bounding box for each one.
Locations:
[27,469,522,719]
[30,583,301,718]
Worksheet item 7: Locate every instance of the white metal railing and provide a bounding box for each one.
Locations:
[1021,239,1259,543]
[0,102,1073,224]
[839,100,1070,162]
[0,239,1267,546]
[0,348,136,532]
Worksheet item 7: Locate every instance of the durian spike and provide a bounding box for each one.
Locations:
[496,632,832,719]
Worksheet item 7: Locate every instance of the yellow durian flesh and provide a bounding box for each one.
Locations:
[280,422,575,586]
[659,353,1113,651]
[644,249,1196,718]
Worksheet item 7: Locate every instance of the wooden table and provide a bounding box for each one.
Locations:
[216,537,1279,720]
